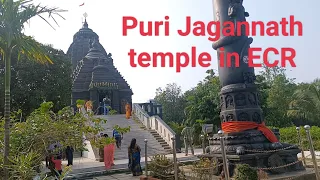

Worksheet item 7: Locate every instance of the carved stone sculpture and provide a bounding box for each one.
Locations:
[202,0,305,176]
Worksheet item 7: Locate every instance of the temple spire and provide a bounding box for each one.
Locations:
[83,12,88,28]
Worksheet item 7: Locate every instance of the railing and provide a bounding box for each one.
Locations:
[133,103,177,149]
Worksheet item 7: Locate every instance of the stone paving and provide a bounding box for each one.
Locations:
[85,173,140,180]
[65,149,202,178]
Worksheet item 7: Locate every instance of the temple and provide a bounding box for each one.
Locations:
[67,17,133,114]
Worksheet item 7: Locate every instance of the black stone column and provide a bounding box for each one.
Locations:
[205,0,305,175]
[213,0,262,124]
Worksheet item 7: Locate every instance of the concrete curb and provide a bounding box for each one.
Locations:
[65,158,197,179]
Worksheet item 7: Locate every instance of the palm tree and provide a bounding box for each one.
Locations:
[287,79,320,124]
[0,0,65,178]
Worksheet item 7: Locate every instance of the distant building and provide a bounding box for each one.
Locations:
[139,100,163,118]
[67,18,133,114]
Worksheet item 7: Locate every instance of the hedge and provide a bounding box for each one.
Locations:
[279,126,320,150]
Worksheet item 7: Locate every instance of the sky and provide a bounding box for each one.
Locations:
[24,0,318,103]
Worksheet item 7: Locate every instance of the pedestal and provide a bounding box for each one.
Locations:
[203,129,305,176]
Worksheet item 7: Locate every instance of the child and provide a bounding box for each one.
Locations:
[51,155,62,178]
[113,129,123,149]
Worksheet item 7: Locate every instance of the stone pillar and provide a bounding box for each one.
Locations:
[207,0,304,175]
[212,0,262,124]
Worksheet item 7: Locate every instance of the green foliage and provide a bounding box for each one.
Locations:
[0,44,71,117]
[184,70,220,127]
[288,79,320,125]
[168,122,185,135]
[0,102,105,179]
[191,158,216,179]
[91,137,116,149]
[192,120,205,145]
[7,151,41,180]
[234,164,258,180]
[107,106,118,115]
[91,125,130,148]
[76,99,86,106]
[253,66,296,127]
[113,125,131,134]
[279,126,320,150]
[154,70,220,143]
[155,83,186,123]
[148,154,175,179]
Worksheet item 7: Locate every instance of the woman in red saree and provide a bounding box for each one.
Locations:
[104,143,115,169]
[125,103,131,119]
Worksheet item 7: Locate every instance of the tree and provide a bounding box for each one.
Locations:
[288,79,320,125]
[259,65,296,127]
[155,83,186,123]
[184,69,220,126]
[0,102,106,179]
[0,0,65,177]
[0,44,72,116]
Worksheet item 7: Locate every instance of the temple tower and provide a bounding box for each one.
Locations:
[68,18,133,114]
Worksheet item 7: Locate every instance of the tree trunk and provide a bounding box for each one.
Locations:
[3,48,12,179]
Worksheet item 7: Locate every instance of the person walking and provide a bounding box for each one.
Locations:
[65,146,74,166]
[51,155,62,179]
[181,124,195,156]
[125,102,131,119]
[128,138,142,176]
[113,128,123,149]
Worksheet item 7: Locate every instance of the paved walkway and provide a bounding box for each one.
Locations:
[85,173,140,180]
[65,149,203,176]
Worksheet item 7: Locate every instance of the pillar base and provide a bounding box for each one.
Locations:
[202,130,305,176]
[199,149,305,176]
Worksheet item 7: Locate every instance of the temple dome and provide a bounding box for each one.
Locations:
[73,19,99,41]
[85,39,107,60]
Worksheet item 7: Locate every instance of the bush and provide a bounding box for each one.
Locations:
[191,158,217,180]
[0,102,106,179]
[279,126,320,150]
[234,164,258,180]
[148,154,175,179]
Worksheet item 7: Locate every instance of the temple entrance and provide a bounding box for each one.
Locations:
[98,90,113,113]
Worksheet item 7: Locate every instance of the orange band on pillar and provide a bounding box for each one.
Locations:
[221,121,279,143]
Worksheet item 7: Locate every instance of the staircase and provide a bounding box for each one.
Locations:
[132,116,172,153]
[149,130,172,153]
[95,114,171,160]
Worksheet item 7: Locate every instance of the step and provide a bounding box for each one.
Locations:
[162,144,170,148]
[157,139,165,142]
[93,115,171,160]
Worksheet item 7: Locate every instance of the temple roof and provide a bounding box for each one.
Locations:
[72,39,132,93]
[85,39,107,60]
[73,18,99,41]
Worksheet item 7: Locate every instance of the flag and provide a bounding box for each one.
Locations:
[79,3,84,6]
